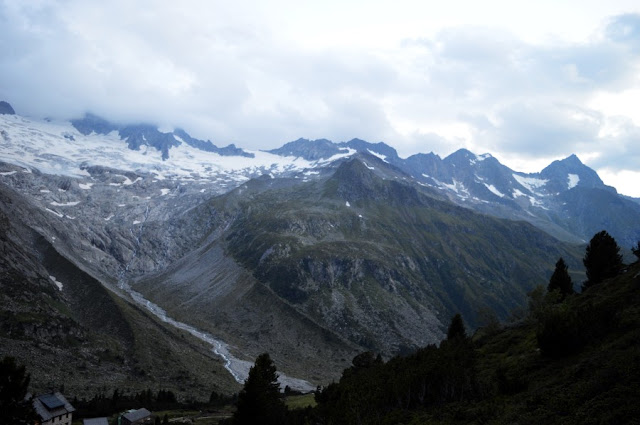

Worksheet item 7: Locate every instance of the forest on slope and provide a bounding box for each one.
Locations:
[230,233,640,425]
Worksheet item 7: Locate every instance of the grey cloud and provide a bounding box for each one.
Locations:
[399,132,458,159]
[0,2,639,183]
[464,102,603,156]
[436,27,520,64]
[590,118,640,171]
[409,17,639,106]
[606,13,640,51]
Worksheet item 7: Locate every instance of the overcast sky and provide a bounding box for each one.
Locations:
[1,1,639,196]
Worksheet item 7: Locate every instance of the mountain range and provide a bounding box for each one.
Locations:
[1,101,639,394]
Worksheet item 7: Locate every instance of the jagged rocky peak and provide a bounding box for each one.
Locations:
[173,128,254,158]
[443,148,478,166]
[444,148,496,165]
[268,138,348,160]
[403,152,445,179]
[326,158,381,202]
[406,151,441,162]
[541,154,606,191]
[340,138,399,161]
[330,157,376,185]
[327,158,422,206]
[268,137,400,162]
[70,113,253,160]
[0,100,16,115]
[119,124,179,160]
[71,113,119,135]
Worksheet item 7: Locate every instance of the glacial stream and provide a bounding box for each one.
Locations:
[119,282,315,392]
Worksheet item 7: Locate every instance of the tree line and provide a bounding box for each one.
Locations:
[228,230,639,424]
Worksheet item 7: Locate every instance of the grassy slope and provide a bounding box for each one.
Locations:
[222,160,584,352]
[415,260,640,424]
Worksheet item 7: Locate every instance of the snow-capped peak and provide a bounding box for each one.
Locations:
[0,114,351,185]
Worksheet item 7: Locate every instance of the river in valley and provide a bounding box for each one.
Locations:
[119,282,315,392]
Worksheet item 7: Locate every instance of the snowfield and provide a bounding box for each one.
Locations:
[513,174,548,193]
[568,173,580,189]
[0,114,357,186]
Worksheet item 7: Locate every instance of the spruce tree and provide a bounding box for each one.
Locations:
[632,241,640,261]
[582,230,623,290]
[447,313,467,341]
[233,353,286,425]
[0,357,37,425]
[548,257,573,297]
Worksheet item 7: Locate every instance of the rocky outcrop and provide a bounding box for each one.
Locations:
[0,101,15,115]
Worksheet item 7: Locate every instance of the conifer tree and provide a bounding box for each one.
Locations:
[447,313,467,341]
[233,353,286,425]
[632,241,640,261]
[582,230,623,290]
[0,357,36,425]
[548,257,574,297]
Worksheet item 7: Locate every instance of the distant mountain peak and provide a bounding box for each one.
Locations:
[327,158,423,206]
[70,113,252,160]
[332,157,376,182]
[444,148,477,164]
[340,139,399,161]
[326,158,382,202]
[542,154,591,176]
[268,138,347,160]
[0,100,16,115]
[543,154,585,171]
[560,153,583,166]
[540,154,608,192]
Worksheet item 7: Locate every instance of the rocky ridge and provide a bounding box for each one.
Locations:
[1,106,639,390]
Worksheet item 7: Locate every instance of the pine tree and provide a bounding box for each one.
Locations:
[632,241,640,261]
[447,313,467,341]
[582,230,623,290]
[233,353,286,425]
[548,257,574,298]
[0,357,37,425]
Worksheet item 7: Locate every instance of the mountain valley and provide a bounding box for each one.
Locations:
[1,103,639,397]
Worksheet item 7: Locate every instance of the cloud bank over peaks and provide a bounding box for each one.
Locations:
[0,2,639,195]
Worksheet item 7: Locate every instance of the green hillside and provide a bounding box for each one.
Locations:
[294,259,640,424]
[220,158,584,353]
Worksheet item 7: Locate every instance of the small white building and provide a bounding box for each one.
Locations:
[32,392,75,425]
[83,418,109,425]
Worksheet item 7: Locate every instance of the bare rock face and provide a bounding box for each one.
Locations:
[0,101,15,115]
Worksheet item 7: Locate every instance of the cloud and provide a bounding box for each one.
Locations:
[0,2,639,194]
[605,13,640,52]
[462,102,603,156]
[592,117,640,170]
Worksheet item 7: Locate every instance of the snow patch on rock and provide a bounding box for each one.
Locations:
[568,173,580,189]
[484,183,504,198]
[50,201,80,206]
[367,149,388,162]
[49,275,63,291]
[513,174,548,192]
[45,208,63,218]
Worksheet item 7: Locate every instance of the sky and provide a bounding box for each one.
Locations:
[1,1,640,196]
